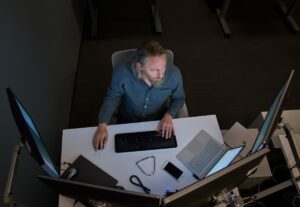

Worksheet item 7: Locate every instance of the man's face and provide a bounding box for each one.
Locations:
[137,54,167,87]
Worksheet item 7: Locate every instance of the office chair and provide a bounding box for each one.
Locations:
[111,49,189,121]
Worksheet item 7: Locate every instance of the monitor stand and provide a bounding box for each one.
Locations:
[3,141,25,207]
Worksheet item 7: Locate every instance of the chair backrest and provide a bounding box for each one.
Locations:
[112,49,174,69]
[111,49,188,118]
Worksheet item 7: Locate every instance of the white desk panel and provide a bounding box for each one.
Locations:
[59,115,223,206]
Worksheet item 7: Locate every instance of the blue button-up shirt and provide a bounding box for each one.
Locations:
[98,62,185,124]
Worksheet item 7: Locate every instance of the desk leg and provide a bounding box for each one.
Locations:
[88,0,98,38]
[151,0,163,33]
[250,179,293,201]
[278,0,300,32]
[216,0,232,38]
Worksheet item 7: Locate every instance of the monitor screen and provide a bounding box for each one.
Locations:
[205,146,244,178]
[6,88,59,177]
[37,175,161,207]
[162,148,269,207]
[250,70,294,154]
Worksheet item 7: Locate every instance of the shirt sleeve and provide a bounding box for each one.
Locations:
[98,67,124,124]
[167,66,186,117]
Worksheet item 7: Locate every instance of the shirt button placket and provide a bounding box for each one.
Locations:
[144,92,150,109]
[143,89,151,116]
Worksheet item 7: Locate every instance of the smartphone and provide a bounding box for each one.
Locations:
[162,161,184,181]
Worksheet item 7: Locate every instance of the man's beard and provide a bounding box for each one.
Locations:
[151,77,164,88]
[137,68,165,88]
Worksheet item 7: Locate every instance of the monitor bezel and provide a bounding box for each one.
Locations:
[249,70,294,154]
[37,175,161,207]
[6,88,59,177]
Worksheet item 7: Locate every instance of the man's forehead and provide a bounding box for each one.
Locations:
[144,55,167,65]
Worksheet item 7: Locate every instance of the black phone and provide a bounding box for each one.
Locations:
[162,161,184,181]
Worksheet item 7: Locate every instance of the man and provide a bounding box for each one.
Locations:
[93,40,185,150]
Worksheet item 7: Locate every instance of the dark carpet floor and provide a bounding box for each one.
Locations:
[70,0,300,206]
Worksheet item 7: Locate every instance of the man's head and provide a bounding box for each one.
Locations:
[134,40,167,87]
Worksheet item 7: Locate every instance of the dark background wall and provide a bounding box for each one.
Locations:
[0,0,84,206]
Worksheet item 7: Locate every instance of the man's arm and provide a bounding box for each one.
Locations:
[98,68,124,123]
[158,66,185,138]
[93,123,108,150]
[167,67,185,118]
[93,68,124,150]
[157,113,174,139]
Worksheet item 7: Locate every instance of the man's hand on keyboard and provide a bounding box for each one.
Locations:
[157,113,175,139]
[93,123,108,150]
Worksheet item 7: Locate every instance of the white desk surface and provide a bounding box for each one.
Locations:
[59,115,223,206]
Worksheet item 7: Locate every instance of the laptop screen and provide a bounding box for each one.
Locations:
[205,146,244,177]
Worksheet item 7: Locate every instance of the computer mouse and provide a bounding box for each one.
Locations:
[65,167,77,180]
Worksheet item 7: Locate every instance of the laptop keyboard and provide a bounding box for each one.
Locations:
[188,139,221,175]
[115,131,177,153]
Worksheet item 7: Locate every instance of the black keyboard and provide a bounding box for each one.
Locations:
[115,131,177,153]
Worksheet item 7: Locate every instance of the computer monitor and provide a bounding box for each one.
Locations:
[37,175,161,207]
[162,148,269,207]
[6,88,60,177]
[249,70,294,154]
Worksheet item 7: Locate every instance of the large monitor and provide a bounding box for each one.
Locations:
[6,88,159,207]
[6,88,60,177]
[162,148,269,207]
[249,70,294,154]
[37,175,161,207]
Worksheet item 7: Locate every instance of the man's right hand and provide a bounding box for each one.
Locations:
[92,123,108,150]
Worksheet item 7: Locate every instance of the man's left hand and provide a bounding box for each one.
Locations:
[157,113,175,139]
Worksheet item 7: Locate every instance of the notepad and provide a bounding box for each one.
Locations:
[62,155,118,187]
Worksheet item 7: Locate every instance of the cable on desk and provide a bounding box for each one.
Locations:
[129,175,151,194]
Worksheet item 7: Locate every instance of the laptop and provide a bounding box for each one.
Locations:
[176,130,244,179]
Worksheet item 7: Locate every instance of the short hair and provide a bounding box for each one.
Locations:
[134,40,167,65]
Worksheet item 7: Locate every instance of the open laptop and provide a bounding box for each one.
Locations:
[176,130,244,179]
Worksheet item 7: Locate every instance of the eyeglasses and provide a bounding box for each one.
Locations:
[136,156,156,176]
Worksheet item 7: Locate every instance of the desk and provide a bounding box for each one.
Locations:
[278,133,300,193]
[215,0,299,37]
[222,122,272,189]
[278,0,300,33]
[59,115,223,207]
[249,133,300,201]
[88,0,162,37]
